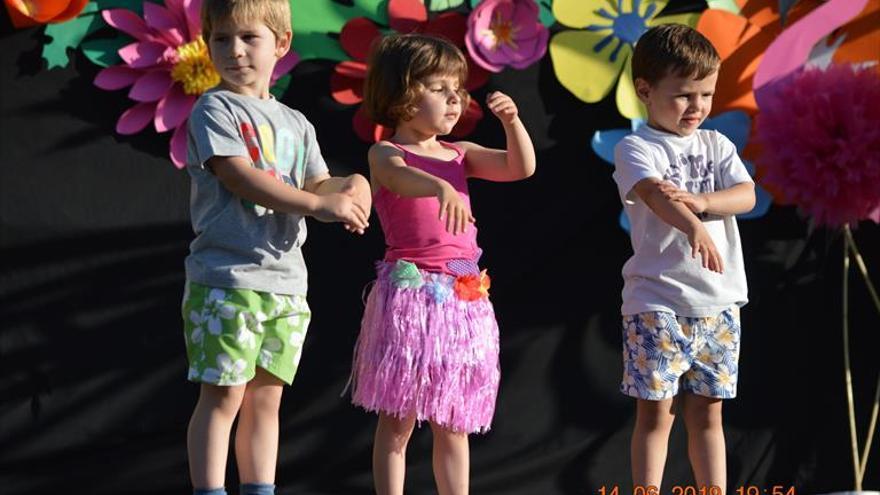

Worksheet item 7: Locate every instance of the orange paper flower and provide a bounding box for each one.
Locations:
[696,0,822,116]
[454,270,491,301]
[4,0,87,28]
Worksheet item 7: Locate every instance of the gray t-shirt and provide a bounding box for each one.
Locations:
[613,126,753,317]
[185,88,329,296]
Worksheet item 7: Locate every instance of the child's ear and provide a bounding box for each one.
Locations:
[634,78,652,104]
[275,30,292,58]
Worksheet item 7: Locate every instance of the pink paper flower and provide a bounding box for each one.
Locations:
[93,0,298,168]
[755,64,880,227]
[465,0,548,73]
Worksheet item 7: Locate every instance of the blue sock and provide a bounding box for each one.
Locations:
[240,483,275,495]
[193,489,226,495]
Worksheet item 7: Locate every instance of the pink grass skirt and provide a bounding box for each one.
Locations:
[350,262,500,434]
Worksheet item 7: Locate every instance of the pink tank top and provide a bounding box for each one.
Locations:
[374,141,481,275]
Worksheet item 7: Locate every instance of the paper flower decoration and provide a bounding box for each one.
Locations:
[330,0,490,142]
[592,111,772,232]
[754,65,880,227]
[464,0,549,73]
[454,269,491,301]
[391,260,425,289]
[548,0,700,120]
[3,0,87,27]
[93,0,298,168]
[425,277,454,304]
[696,0,823,116]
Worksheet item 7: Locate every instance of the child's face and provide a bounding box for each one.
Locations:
[402,74,463,137]
[636,70,718,137]
[207,17,291,98]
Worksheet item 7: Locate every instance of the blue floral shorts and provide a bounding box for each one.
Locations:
[621,307,741,400]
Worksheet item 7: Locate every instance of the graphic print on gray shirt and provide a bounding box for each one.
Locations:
[185,89,329,296]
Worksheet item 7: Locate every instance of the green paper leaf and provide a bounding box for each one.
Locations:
[81,36,130,67]
[469,0,555,27]
[428,0,466,11]
[536,0,555,27]
[42,2,104,69]
[92,0,154,13]
[270,74,293,99]
[291,0,389,61]
[706,0,741,14]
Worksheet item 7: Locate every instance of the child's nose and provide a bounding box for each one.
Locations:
[230,39,246,57]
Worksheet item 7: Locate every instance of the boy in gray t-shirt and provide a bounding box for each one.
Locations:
[612,25,755,493]
[182,1,370,494]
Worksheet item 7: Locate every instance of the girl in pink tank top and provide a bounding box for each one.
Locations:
[348,33,536,494]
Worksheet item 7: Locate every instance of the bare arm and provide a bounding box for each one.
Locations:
[369,142,474,235]
[305,173,372,234]
[211,155,321,214]
[461,92,536,181]
[633,178,724,273]
[657,181,756,216]
[209,155,369,230]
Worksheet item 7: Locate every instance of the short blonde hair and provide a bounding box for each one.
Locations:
[201,0,291,42]
[363,33,470,128]
[631,24,720,86]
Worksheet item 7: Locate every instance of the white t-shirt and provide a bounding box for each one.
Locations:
[612,125,753,317]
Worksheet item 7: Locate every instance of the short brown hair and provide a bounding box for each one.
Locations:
[631,24,720,86]
[363,33,470,128]
[201,0,291,42]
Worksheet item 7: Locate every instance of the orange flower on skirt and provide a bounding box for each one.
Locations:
[454,270,491,301]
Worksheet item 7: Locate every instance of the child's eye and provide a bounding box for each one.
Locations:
[213,36,228,43]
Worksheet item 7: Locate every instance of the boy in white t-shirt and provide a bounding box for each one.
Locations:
[613,24,756,493]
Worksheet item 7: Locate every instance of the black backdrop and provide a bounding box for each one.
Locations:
[2,1,879,493]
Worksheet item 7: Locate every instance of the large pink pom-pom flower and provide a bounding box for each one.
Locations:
[755,64,880,227]
[465,0,548,73]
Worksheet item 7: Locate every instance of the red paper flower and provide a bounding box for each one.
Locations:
[755,64,880,227]
[454,270,491,301]
[330,0,490,142]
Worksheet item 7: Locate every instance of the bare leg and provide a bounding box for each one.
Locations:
[430,422,469,495]
[631,397,676,490]
[373,413,416,495]
[235,368,285,484]
[188,383,247,489]
[682,393,726,494]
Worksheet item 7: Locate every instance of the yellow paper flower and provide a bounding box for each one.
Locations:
[549,0,700,119]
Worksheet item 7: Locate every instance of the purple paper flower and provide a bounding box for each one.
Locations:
[465,0,548,73]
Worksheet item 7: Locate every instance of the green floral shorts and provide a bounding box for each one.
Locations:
[182,281,311,386]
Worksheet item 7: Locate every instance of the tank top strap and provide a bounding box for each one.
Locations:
[438,141,464,160]
[385,141,464,164]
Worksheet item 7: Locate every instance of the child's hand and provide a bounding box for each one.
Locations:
[340,174,372,234]
[486,91,519,125]
[686,222,723,273]
[657,181,709,214]
[314,193,370,231]
[437,181,475,235]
